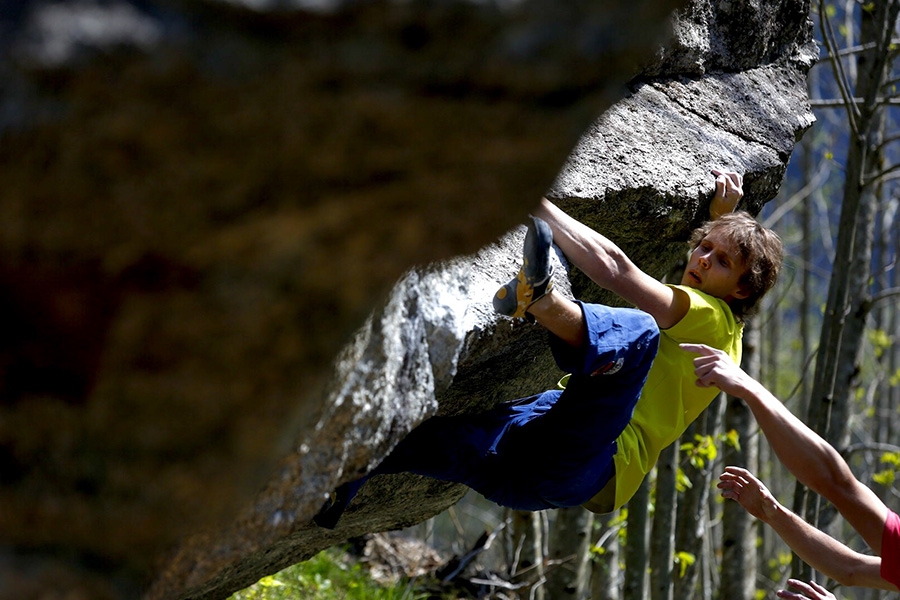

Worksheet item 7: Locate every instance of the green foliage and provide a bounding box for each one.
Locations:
[766,551,793,582]
[680,434,718,469]
[868,328,892,358]
[588,509,630,558]
[673,551,695,578]
[873,469,895,486]
[677,430,740,492]
[675,466,693,492]
[873,452,900,486]
[881,452,900,467]
[722,429,741,452]
[613,508,629,545]
[228,548,425,600]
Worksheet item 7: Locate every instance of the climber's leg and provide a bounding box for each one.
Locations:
[549,301,659,380]
[313,399,545,528]
[314,303,661,525]
[505,302,660,507]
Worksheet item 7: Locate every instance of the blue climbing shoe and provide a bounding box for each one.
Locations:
[314,486,349,530]
[313,480,360,530]
[493,216,554,318]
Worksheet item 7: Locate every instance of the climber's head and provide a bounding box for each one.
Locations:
[684,212,783,322]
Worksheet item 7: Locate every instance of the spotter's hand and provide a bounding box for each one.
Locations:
[776,579,837,600]
[679,343,754,398]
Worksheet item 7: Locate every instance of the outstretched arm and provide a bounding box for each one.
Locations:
[533,198,687,328]
[681,343,890,554]
[534,171,742,329]
[719,466,893,592]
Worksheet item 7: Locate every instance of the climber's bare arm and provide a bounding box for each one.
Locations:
[534,199,689,329]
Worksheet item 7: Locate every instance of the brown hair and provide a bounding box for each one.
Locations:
[689,211,783,322]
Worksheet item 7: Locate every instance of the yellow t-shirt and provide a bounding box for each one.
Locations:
[583,285,743,513]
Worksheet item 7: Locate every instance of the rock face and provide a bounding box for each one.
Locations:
[0,0,814,599]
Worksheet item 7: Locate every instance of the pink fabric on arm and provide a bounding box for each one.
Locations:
[881,510,900,587]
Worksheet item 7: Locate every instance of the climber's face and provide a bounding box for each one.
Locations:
[681,229,748,304]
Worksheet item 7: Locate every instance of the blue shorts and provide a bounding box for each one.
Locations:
[371,302,660,510]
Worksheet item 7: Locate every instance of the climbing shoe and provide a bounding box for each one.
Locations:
[493,216,554,319]
[313,477,368,530]
[313,483,352,530]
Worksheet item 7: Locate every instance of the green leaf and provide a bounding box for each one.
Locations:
[674,551,696,578]
[873,469,895,486]
[868,329,892,358]
[676,467,693,492]
[700,437,718,462]
[257,576,284,588]
[723,429,741,451]
[881,452,900,467]
[684,434,718,468]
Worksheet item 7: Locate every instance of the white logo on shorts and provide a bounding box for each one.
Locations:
[591,357,624,376]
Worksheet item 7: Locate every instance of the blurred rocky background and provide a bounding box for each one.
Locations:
[0,0,814,598]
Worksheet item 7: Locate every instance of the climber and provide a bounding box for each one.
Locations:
[314,170,783,528]
[683,342,900,599]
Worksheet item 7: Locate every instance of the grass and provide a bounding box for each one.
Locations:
[228,546,431,600]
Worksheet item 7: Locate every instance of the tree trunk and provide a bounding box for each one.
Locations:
[591,512,622,600]
[797,0,900,580]
[873,195,898,448]
[718,326,761,600]
[799,66,819,414]
[509,509,546,599]
[651,442,678,600]
[886,220,900,445]
[624,477,651,600]
[546,507,594,599]
[674,396,723,600]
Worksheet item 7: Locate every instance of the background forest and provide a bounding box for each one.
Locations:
[234,1,900,599]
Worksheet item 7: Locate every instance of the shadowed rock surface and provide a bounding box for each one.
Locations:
[0,0,814,598]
